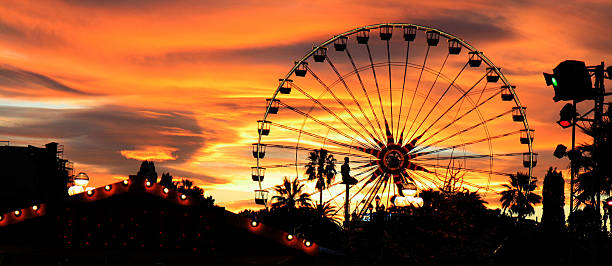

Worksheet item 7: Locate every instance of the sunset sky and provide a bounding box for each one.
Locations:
[0,0,610,214]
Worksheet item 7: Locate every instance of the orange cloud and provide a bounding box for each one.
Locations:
[120,145,178,162]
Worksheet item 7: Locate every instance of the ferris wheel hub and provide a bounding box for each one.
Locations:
[377,143,410,174]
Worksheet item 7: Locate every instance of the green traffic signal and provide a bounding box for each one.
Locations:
[551,77,558,87]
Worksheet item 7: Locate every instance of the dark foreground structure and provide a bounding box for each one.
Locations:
[0,142,71,214]
[0,175,322,265]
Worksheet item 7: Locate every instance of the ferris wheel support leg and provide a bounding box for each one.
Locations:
[344,183,350,230]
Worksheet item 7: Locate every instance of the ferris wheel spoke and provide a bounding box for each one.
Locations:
[269,122,377,155]
[344,49,386,141]
[365,43,390,139]
[405,60,469,143]
[410,72,489,142]
[353,160,379,170]
[377,172,391,208]
[291,82,379,148]
[414,90,504,150]
[356,173,387,219]
[387,39,393,137]
[411,152,524,161]
[325,57,383,145]
[403,170,437,191]
[312,165,379,200]
[411,130,521,158]
[396,42,411,138]
[265,144,375,159]
[346,172,383,217]
[329,167,379,217]
[305,67,384,148]
[386,173,394,208]
[323,165,378,201]
[417,109,512,150]
[410,169,450,190]
[279,101,373,149]
[261,160,372,169]
[474,79,489,105]
[425,170,494,192]
[400,46,433,144]
[416,162,513,177]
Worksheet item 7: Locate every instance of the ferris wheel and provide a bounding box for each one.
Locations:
[251,23,536,220]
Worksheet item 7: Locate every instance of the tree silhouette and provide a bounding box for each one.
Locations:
[304,149,336,212]
[137,161,158,183]
[569,119,611,211]
[156,171,214,207]
[318,201,341,224]
[500,172,541,220]
[159,172,176,189]
[177,179,201,196]
[542,167,565,231]
[271,177,311,210]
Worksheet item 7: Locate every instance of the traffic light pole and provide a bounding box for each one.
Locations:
[592,62,605,218]
[570,101,576,217]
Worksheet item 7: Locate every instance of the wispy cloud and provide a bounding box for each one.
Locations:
[0,64,95,96]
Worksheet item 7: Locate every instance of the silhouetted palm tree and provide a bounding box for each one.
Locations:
[500,172,541,220]
[304,149,336,212]
[453,190,487,210]
[271,177,311,209]
[573,119,612,209]
[318,201,341,224]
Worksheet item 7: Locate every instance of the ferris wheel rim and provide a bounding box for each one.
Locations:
[255,23,535,208]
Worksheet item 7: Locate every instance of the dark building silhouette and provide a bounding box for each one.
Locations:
[0,174,321,265]
[0,142,71,213]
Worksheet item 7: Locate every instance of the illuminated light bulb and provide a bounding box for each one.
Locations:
[304,240,312,247]
[123,180,129,185]
[180,194,187,200]
[68,185,84,196]
[163,188,169,194]
[87,190,94,196]
[14,210,21,217]
[32,205,39,211]
[145,181,152,187]
[105,185,112,191]
[286,234,294,241]
[0,215,4,221]
[250,220,259,227]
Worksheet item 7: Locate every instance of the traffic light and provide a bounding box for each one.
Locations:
[544,60,594,102]
[543,73,558,87]
[557,103,575,128]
